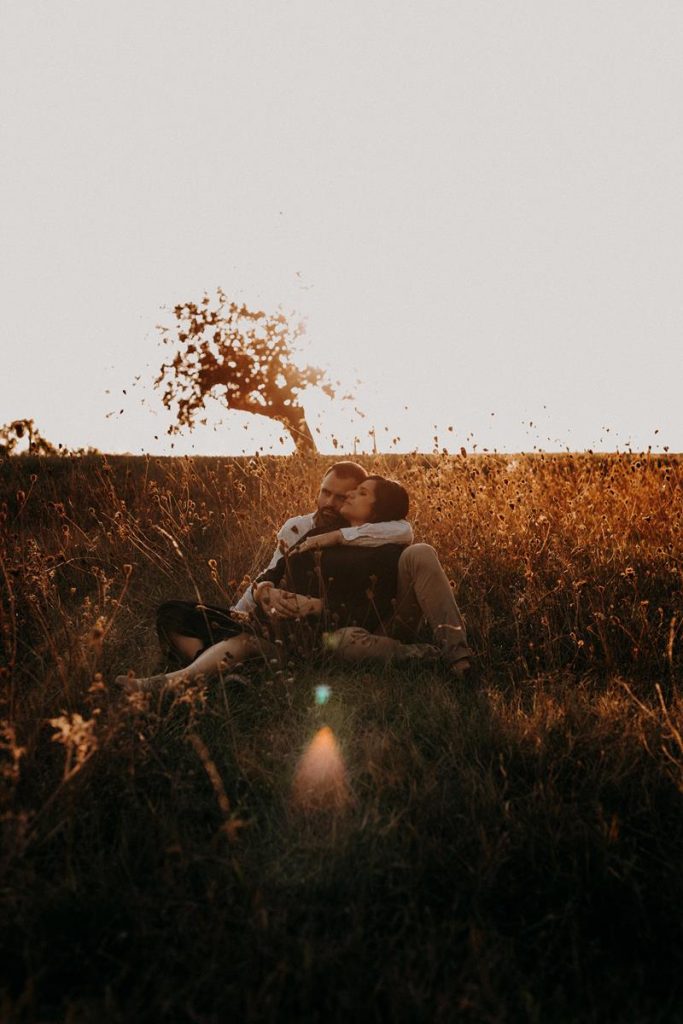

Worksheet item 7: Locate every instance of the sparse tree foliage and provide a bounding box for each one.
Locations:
[155,290,335,453]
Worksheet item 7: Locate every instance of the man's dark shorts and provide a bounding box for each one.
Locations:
[156,600,246,667]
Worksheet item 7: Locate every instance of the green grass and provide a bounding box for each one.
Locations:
[1,453,682,1022]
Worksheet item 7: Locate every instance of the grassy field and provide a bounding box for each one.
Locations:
[1,451,682,1023]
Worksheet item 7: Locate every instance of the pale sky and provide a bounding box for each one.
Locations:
[1,0,682,455]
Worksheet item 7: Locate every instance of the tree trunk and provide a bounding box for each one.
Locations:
[277,407,318,455]
[224,398,318,454]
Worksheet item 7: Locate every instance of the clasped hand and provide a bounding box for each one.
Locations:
[256,585,322,619]
[290,529,343,556]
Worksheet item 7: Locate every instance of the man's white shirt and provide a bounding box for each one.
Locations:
[232,515,414,614]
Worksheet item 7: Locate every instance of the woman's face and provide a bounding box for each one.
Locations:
[340,479,377,524]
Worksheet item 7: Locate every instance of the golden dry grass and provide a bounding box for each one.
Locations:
[0,451,682,1022]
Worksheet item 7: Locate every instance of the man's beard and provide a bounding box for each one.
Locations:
[314,507,348,529]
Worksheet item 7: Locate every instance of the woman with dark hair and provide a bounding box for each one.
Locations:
[117,475,417,692]
[348,475,409,523]
[250,475,410,633]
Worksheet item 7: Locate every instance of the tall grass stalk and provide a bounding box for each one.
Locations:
[0,452,681,1022]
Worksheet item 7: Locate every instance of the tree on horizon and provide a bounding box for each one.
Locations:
[154,290,337,454]
[0,419,58,456]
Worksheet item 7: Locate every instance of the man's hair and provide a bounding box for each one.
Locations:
[324,461,368,486]
[365,475,409,522]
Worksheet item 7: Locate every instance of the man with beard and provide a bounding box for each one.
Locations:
[242,462,473,677]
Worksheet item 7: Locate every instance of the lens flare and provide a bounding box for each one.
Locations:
[292,725,350,811]
[314,684,331,706]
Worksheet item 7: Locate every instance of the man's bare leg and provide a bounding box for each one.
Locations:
[167,632,204,664]
[116,633,275,693]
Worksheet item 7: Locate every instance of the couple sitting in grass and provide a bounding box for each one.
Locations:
[117,462,472,692]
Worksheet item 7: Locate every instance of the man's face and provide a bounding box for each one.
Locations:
[315,472,364,527]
